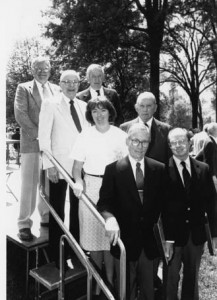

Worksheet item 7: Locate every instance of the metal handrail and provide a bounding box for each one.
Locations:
[40,150,126,300]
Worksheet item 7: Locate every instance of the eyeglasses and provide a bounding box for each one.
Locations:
[34,67,50,73]
[61,80,79,85]
[130,139,149,147]
[170,139,188,147]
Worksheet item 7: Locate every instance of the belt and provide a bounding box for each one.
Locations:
[85,173,104,178]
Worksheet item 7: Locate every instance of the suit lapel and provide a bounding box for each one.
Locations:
[189,157,201,185]
[120,156,142,207]
[83,88,91,101]
[56,95,75,129]
[146,118,156,155]
[169,157,184,188]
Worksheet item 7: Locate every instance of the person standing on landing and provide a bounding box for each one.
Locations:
[14,56,60,241]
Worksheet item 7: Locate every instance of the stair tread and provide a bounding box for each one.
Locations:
[30,259,86,290]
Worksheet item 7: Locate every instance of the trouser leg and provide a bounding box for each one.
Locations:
[18,153,40,230]
[166,246,182,300]
[37,158,49,223]
[181,237,204,300]
[49,179,67,265]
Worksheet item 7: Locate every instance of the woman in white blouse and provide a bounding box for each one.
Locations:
[72,97,127,293]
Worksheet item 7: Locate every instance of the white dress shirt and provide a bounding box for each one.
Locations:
[35,80,51,101]
[90,86,105,98]
[138,116,153,132]
[128,155,145,180]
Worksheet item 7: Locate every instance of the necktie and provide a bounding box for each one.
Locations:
[136,162,144,203]
[181,161,191,196]
[69,100,82,133]
[42,84,50,100]
[96,90,100,96]
[145,123,149,128]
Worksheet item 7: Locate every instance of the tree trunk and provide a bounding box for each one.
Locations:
[191,95,199,128]
[150,46,160,119]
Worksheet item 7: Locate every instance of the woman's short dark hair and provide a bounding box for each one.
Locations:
[85,97,117,125]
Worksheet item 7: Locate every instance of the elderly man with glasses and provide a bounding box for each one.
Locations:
[162,127,217,300]
[14,56,60,241]
[98,123,166,300]
[39,70,89,268]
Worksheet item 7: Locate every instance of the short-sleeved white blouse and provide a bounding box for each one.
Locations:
[72,125,128,175]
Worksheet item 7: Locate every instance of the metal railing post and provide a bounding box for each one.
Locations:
[40,150,126,300]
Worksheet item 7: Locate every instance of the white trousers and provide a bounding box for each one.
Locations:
[17,152,49,229]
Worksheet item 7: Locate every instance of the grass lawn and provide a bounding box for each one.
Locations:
[199,246,217,300]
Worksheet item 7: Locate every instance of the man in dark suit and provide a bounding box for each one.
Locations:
[120,91,171,163]
[120,91,172,293]
[76,63,123,125]
[14,56,60,241]
[196,122,217,192]
[98,123,166,300]
[163,128,217,300]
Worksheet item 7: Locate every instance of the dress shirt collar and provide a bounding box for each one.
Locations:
[90,86,104,98]
[62,93,71,106]
[34,79,49,91]
[173,155,191,176]
[128,155,145,177]
[62,94,79,107]
[138,116,153,129]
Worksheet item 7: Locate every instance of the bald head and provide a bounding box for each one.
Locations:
[207,122,217,138]
[135,92,157,123]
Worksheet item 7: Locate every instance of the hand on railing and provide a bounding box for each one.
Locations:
[47,167,59,183]
[73,181,84,198]
[105,217,120,246]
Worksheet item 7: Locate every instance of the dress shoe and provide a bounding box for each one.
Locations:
[40,222,49,227]
[18,228,33,241]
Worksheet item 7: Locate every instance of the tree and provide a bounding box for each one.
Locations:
[161,13,215,128]
[44,0,182,119]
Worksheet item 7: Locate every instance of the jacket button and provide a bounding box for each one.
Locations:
[186,220,189,223]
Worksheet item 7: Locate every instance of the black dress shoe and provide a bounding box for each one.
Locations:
[40,222,49,227]
[18,228,33,241]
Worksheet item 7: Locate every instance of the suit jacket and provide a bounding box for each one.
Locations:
[38,94,89,176]
[98,156,166,261]
[76,86,123,125]
[14,80,60,153]
[196,136,217,177]
[163,156,217,247]
[120,117,172,163]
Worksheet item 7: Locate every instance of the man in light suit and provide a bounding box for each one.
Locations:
[196,122,217,191]
[39,70,89,267]
[163,128,217,300]
[76,63,123,125]
[98,123,166,300]
[120,92,172,164]
[14,56,60,241]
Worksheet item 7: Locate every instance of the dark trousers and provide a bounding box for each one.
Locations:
[115,249,154,300]
[49,179,79,264]
[165,236,204,300]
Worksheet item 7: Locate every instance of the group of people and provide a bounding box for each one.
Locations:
[14,55,217,300]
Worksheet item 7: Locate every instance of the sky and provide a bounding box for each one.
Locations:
[3,0,52,59]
